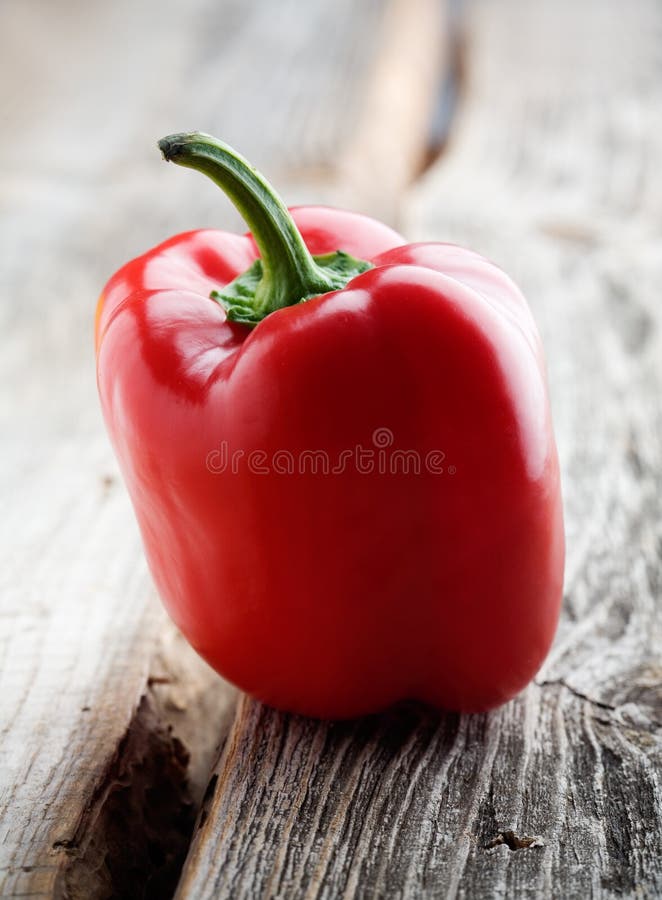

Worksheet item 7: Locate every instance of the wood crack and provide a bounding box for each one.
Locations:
[52,694,196,900]
[536,679,617,714]
[485,830,545,852]
[537,679,662,731]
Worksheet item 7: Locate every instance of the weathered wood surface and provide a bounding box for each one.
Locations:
[0,0,444,897]
[176,1,662,898]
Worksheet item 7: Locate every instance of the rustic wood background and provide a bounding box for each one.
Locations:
[1,1,660,898]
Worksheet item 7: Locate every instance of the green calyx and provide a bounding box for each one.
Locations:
[158,132,372,326]
[211,251,372,326]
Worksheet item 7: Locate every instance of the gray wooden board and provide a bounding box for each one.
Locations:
[175,1,662,898]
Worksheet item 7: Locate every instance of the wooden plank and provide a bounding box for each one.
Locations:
[327,0,449,223]
[0,0,444,896]
[175,1,662,897]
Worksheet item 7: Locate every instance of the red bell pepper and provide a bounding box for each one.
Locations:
[96,132,564,718]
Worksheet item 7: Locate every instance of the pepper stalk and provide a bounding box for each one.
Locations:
[158,132,372,326]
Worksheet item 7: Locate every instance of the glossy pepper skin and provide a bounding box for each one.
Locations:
[96,133,564,719]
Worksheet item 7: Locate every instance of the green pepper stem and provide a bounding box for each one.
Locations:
[158,132,338,317]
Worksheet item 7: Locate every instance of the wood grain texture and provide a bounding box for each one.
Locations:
[333,0,447,223]
[0,1,442,895]
[176,1,662,897]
